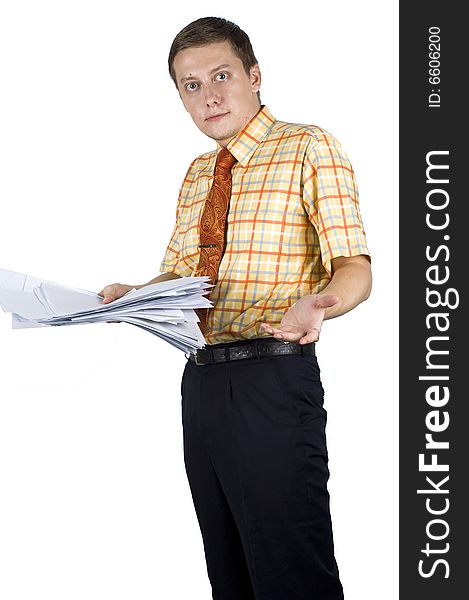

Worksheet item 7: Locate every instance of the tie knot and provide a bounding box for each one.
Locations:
[215,148,237,174]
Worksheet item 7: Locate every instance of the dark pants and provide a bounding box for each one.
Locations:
[181,350,344,600]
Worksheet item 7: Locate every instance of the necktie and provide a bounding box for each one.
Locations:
[195,147,237,335]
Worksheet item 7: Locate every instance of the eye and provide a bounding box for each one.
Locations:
[185,81,199,92]
[215,72,228,82]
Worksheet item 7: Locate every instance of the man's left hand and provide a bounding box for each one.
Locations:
[260,294,339,344]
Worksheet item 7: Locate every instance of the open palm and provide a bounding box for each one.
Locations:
[261,293,339,344]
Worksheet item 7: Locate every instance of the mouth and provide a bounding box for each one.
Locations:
[205,112,229,122]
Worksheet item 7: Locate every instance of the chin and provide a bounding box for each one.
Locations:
[199,116,234,140]
[212,123,240,143]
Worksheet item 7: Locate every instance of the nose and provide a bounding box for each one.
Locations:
[203,83,221,107]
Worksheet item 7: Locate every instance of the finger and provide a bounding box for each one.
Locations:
[299,327,321,344]
[262,323,303,342]
[97,285,112,297]
[261,323,282,336]
[260,323,274,334]
[271,329,302,342]
[98,284,117,303]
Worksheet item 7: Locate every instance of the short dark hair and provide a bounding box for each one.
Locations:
[168,17,259,87]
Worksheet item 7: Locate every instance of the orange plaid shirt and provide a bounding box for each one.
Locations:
[160,106,370,344]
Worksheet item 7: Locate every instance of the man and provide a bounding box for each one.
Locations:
[99,16,371,600]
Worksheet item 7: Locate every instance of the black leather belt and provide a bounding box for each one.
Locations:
[188,337,315,366]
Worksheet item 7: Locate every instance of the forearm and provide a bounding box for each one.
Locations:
[321,256,372,320]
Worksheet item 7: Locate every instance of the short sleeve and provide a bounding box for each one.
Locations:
[159,209,182,275]
[302,131,370,275]
[159,159,198,276]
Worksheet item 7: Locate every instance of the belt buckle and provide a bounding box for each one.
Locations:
[193,347,212,365]
[189,351,204,366]
[198,351,211,365]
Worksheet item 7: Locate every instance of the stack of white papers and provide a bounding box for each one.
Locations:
[0,267,213,354]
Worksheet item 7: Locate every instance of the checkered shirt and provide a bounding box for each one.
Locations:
[160,106,370,344]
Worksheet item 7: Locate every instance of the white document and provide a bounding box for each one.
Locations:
[0,267,212,353]
[0,287,52,320]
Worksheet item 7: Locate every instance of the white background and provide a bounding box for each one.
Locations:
[0,1,398,598]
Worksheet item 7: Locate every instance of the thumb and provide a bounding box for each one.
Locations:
[97,285,117,304]
[315,294,340,309]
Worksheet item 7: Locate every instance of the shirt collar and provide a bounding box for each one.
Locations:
[221,106,276,168]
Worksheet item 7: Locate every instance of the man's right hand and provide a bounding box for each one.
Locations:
[98,272,180,304]
[97,283,136,304]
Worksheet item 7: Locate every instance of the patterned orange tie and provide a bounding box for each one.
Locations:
[195,147,237,335]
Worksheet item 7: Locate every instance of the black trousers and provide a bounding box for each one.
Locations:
[181,349,344,600]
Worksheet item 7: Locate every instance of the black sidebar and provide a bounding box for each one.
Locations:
[400,3,467,599]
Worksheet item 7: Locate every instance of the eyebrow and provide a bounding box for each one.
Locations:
[179,63,231,84]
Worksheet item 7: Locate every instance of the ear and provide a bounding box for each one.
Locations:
[250,64,261,94]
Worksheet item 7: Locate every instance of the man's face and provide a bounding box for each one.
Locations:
[173,41,261,147]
